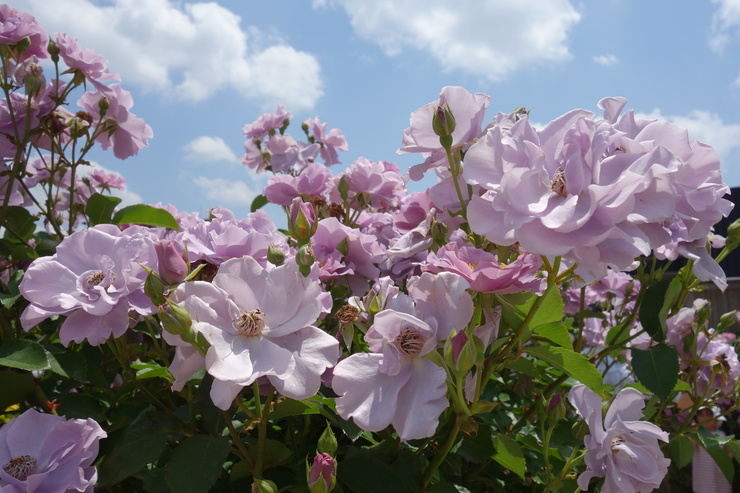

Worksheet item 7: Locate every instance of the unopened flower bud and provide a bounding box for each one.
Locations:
[267,244,286,266]
[289,198,317,245]
[296,245,315,277]
[696,300,712,328]
[98,95,110,116]
[158,299,195,343]
[252,479,279,493]
[547,393,566,422]
[432,104,456,138]
[307,453,336,493]
[718,310,738,332]
[143,268,167,306]
[47,39,60,62]
[726,218,740,250]
[317,423,338,456]
[154,240,188,285]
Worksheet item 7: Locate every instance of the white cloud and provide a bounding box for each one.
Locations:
[318,0,581,81]
[637,109,740,163]
[593,54,620,66]
[15,0,323,110]
[192,177,259,206]
[709,0,740,51]
[183,136,239,163]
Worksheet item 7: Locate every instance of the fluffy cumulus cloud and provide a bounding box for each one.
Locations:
[316,0,581,81]
[709,0,740,51]
[184,136,239,163]
[14,0,323,110]
[193,177,260,206]
[593,54,619,66]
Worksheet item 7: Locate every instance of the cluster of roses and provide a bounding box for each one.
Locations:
[2,4,738,491]
[12,88,735,493]
[0,4,150,234]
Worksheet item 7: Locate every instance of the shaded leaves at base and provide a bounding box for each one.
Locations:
[165,435,231,493]
[98,408,185,486]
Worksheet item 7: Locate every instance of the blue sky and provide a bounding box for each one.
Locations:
[12,0,740,221]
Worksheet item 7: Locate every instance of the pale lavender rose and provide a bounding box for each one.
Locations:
[10,55,44,89]
[78,83,153,159]
[464,102,682,282]
[0,5,47,61]
[174,208,288,267]
[171,256,339,409]
[665,298,708,349]
[400,86,490,180]
[304,116,348,165]
[263,162,332,206]
[423,241,544,294]
[55,32,120,89]
[332,272,472,440]
[263,134,320,174]
[562,268,638,314]
[390,190,434,234]
[19,224,157,346]
[568,384,670,493]
[328,158,406,211]
[311,218,385,294]
[86,167,126,192]
[694,331,740,394]
[243,105,292,139]
[0,408,106,492]
[332,321,447,441]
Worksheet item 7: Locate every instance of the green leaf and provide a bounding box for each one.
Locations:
[492,434,526,480]
[165,435,231,493]
[0,339,51,371]
[247,439,291,469]
[250,194,269,213]
[0,370,35,410]
[45,348,88,383]
[499,288,564,333]
[533,321,573,350]
[524,345,603,395]
[86,193,122,226]
[631,344,679,401]
[670,435,694,469]
[112,204,180,230]
[268,398,321,420]
[696,427,735,484]
[56,394,107,423]
[338,456,417,493]
[2,206,37,242]
[727,440,740,464]
[457,426,494,462]
[131,362,173,380]
[639,277,680,342]
[98,409,185,485]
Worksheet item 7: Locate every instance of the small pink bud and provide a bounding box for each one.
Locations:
[154,240,188,284]
[308,453,336,493]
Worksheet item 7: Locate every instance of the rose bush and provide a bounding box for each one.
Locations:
[1,5,740,493]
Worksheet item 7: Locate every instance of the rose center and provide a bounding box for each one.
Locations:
[85,270,115,290]
[234,309,266,336]
[394,327,425,357]
[610,435,626,455]
[551,168,567,197]
[3,455,37,481]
